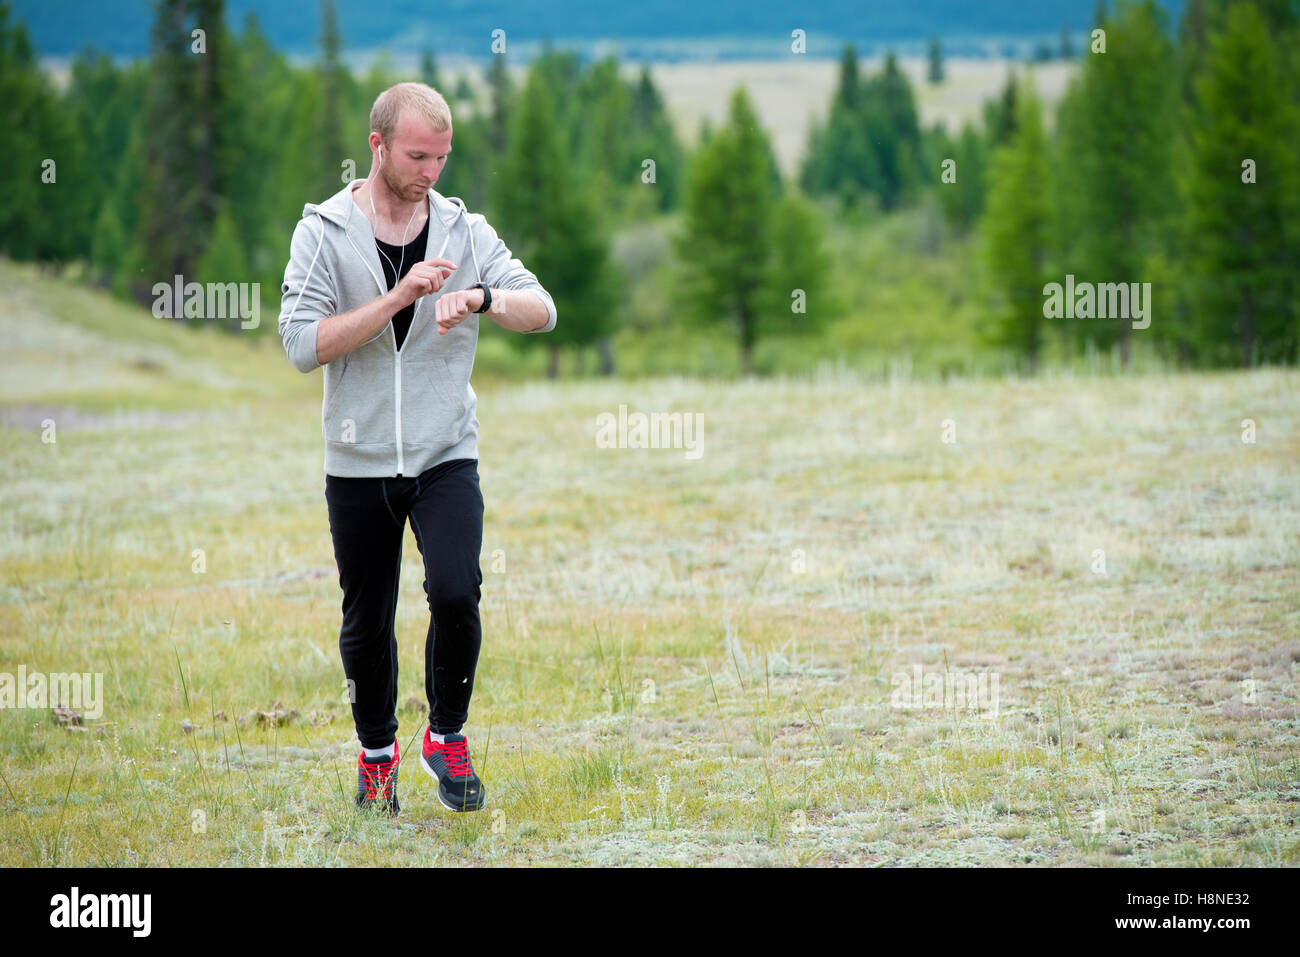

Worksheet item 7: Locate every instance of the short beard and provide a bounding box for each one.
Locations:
[381,166,424,203]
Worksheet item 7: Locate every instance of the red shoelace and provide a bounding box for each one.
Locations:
[430,737,473,777]
[360,751,398,799]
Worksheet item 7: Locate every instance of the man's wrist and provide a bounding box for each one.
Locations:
[382,287,408,314]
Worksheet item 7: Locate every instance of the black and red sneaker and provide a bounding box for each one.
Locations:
[419,727,486,812]
[355,739,400,815]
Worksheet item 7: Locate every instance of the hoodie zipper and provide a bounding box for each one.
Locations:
[393,323,404,475]
[390,203,459,477]
[332,187,468,478]
[346,228,406,475]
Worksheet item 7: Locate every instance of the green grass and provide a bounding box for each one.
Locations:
[1,255,1298,866]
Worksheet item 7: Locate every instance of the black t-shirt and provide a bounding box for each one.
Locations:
[375,213,431,352]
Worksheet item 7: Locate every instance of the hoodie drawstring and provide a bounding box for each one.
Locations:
[435,200,482,284]
[465,208,481,283]
[286,211,327,330]
[289,196,480,337]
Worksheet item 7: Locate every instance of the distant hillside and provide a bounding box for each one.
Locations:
[16,0,1184,59]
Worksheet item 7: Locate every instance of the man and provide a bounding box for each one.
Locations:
[277,82,556,815]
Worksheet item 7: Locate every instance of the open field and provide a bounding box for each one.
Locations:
[0,257,1297,866]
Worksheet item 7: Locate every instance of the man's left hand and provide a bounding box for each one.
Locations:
[434,287,485,334]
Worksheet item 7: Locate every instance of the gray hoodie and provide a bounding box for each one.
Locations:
[277,179,556,477]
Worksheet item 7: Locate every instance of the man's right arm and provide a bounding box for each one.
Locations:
[314,289,406,366]
[278,215,456,373]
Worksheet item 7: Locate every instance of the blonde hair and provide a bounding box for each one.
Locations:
[369,82,452,145]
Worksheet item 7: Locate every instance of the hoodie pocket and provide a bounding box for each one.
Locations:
[323,355,349,421]
[402,355,469,450]
[327,350,394,446]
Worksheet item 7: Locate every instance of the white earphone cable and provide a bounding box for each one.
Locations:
[367,143,422,284]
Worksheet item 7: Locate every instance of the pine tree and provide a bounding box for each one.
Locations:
[1220,0,1298,33]
[1184,0,1300,364]
[984,70,1019,148]
[938,121,988,233]
[927,37,944,84]
[800,45,923,214]
[125,0,235,306]
[1070,0,1179,366]
[1048,73,1090,360]
[1178,0,1209,105]
[573,56,630,220]
[627,65,684,212]
[278,68,327,223]
[1152,0,1213,367]
[64,47,140,262]
[866,52,923,210]
[0,1,86,264]
[224,11,296,305]
[982,78,1050,371]
[484,51,513,159]
[799,44,874,210]
[11,9,90,263]
[134,0,200,310]
[316,0,346,201]
[192,0,233,245]
[674,87,784,374]
[497,66,618,378]
[434,105,490,215]
[0,0,42,258]
[531,45,583,158]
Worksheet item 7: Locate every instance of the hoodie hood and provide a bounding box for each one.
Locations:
[305,180,468,232]
[301,181,478,299]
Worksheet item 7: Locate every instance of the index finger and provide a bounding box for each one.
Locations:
[422,258,458,270]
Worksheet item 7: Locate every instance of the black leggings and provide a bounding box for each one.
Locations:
[325,458,484,749]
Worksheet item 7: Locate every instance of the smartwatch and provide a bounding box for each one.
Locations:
[469,282,491,313]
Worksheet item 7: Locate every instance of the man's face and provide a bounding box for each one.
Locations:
[379,110,452,201]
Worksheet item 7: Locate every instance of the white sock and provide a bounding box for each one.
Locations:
[363,743,395,760]
[428,731,445,744]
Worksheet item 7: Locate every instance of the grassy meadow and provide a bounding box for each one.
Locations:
[1,255,1297,866]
